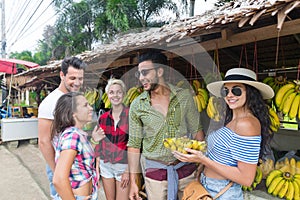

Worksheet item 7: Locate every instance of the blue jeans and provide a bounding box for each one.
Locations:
[200,173,243,200]
[46,164,59,199]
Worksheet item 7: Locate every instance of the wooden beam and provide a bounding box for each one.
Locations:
[172,18,300,55]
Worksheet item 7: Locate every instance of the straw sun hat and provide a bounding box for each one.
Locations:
[206,68,274,99]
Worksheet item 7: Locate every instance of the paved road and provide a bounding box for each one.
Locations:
[0,140,106,200]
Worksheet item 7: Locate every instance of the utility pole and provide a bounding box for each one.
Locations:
[1,0,5,58]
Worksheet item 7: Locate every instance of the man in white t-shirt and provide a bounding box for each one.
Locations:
[38,57,87,199]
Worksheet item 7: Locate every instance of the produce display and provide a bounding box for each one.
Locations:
[263,76,288,95]
[258,158,275,179]
[266,158,300,199]
[123,86,143,107]
[242,167,263,191]
[206,96,222,122]
[163,136,207,154]
[275,81,300,120]
[269,107,281,132]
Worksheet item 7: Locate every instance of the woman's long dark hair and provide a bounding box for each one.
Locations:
[224,84,273,159]
[51,92,82,140]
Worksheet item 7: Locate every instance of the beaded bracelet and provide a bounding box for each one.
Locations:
[90,138,99,145]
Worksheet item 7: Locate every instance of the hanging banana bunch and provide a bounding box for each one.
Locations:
[191,79,209,112]
[269,107,281,133]
[123,86,143,107]
[84,88,100,107]
[206,96,222,122]
[263,75,288,95]
[275,80,300,120]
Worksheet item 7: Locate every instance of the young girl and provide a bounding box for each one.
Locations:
[174,68,274,199]
[52,92,104,200]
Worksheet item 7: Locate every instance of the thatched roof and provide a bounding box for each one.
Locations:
[11,0,300,89]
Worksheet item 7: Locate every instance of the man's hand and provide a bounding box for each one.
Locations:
[129,182,142,200]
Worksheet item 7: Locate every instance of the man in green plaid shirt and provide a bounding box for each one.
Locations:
[127,49,205,200]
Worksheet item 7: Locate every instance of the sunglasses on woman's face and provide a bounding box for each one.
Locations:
[221,86,243,97]
[135,66,160,78]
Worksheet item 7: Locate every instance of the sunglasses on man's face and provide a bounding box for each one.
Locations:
[135,66,160,78]
[221,86,243,97]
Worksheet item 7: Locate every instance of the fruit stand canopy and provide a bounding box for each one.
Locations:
[0,58,39,74]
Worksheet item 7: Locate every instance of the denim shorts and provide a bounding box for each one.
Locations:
[99,159,128,182]
[200,173,243,200]
[46,164,59,198]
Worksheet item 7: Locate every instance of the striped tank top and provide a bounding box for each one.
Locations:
[206,127,261,166]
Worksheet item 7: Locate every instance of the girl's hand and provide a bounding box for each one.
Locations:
[120,171,130,189]
[172,148,205,163]
[92,126,106,142]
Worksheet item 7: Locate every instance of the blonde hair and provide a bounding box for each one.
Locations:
[105,78,126,94]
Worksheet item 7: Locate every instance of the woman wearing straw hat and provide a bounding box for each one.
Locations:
[173,68,274,199]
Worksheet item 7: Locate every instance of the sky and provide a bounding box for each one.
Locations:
[2,0,216,56]
[3,0,56,55]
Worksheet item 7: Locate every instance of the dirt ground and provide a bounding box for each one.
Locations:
[0,140,106,200]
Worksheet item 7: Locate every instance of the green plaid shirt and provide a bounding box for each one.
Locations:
[128,84,203,163]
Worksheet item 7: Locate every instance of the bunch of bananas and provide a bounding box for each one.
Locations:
[258,158,275,179]
[192,81,209,112]
[206,96,223,121]
[101,92,111,109]
[263,76,288,95]
[84,88,100,106]
[275,81,300,119]
[269,107,281,132]
[123,86,143,107]
[266,157,300,199]
[163,137,207,154]
[242,167,263,191]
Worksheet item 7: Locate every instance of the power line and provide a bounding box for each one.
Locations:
[6,0,32,36]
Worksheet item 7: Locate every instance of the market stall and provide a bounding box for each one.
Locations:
[8,0,300,199]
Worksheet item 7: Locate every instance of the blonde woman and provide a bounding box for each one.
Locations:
[94,78,130,200]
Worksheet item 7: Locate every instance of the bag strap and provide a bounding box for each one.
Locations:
[213,181,233,200]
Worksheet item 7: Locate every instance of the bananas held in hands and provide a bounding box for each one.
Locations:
[275,80,300,120]
[163,137,207,154]
[266,157,300,199]
[242,167,263,191]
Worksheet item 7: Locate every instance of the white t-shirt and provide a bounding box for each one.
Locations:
[38,88,64,120]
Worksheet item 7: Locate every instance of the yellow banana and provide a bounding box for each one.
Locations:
[278,179,289,198]
[269,108,280,127]
[272,178,286,196]
[197,94,206,110]
[198,88,209,103]
[279,89,295,111]
[275,83,296,107]
[285,180,294,200]
[206,99,215,119]
[266,169,282,187]
[192,80,201,92]
[290,158,296,176]
[293,180,300,200]
[193,96,202,112]
[208,97,217,116]
[283,92,297,115]
[289,94,300,119]
[254,167,263,184]
[296,160,300,174]
[268,176,284,194]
